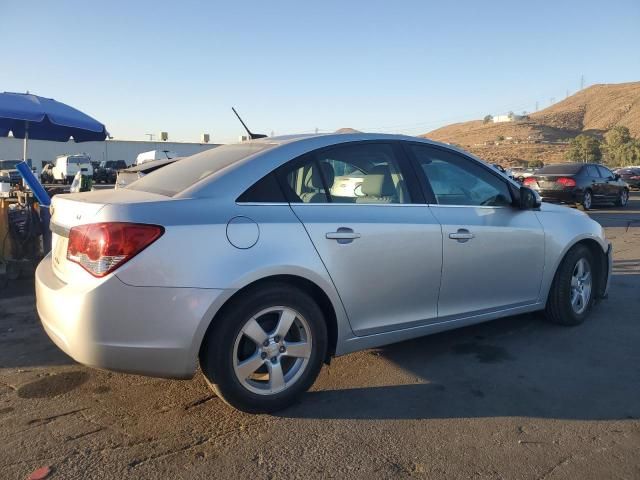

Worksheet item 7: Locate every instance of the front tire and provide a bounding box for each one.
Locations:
[545,245,595,326]
[200,283,327,413]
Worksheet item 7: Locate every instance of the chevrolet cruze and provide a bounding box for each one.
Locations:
[36,134,612,412]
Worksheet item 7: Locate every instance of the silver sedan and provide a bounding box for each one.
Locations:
[36,134,612,412]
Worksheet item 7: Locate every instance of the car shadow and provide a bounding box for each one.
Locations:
[279,270,640,421]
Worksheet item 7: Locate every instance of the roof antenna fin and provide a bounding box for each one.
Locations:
[232,107,267,139]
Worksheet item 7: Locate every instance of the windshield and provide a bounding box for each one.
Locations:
[67,157,90,165]
[0,160,20,169]
[536,163,583,174]
[127,143,275,196]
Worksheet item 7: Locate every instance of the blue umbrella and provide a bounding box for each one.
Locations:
[0,92,107,253]
[0,91,108,165]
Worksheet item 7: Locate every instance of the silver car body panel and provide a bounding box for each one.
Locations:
[36,133,611,378]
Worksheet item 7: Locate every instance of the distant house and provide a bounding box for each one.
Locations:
[493,113,525,123]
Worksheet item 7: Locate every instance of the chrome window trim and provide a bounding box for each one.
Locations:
[425,204,511,209]
[237,201,512,209]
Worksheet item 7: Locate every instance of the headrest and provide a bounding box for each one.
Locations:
[361,165,395,197]
[310,161,335,188]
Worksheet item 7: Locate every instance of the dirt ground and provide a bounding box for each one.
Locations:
[1,194,639,480]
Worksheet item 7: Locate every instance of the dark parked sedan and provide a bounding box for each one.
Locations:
[523,163,629,210]
[614,167,640,189]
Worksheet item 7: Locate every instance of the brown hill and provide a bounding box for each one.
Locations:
[422,82,640,166]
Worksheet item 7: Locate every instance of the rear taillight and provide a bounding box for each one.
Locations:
[523,177,537,186]
[630,175,640,180]
[67,222,164,277]
[557,177,577,187]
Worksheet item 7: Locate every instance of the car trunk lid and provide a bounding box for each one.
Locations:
[49,189,168,283]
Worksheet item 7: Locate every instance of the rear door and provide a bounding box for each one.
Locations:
[280,142,443,336]
[585,165,605,200]
[597,165,618,199]
[405,144,545,319]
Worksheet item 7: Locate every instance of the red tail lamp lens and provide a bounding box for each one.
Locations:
[523,177,537,186]
[67,222,164,277]
[557,177,576,187]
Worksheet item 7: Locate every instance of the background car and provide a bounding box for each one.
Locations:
[523,162,629,210]
[0,159,30,185]
[93,160,128,183]
[37,134,611,413]
[613,167,640,190]
[114,157,181,189]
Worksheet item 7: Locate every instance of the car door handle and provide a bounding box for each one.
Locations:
[449,229,474,242]
[326,228,361,244]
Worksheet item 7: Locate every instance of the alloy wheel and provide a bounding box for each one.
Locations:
[583,191,592,210]
[570,258,592,315]
[232,306,313,395]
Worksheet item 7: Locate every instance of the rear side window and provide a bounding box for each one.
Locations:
[237,173,285,203]
[128,143,275,196]
[280,156,330,203]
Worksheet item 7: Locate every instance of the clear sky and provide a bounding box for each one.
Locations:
[2,0,639,143]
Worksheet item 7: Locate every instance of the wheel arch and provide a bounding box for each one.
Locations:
[545,237,608,304]
[197,274,340,365]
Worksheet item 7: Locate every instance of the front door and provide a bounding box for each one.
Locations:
[280,142,443,336]
[406,143,545,319]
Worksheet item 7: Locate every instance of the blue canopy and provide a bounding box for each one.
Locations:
[0,92,107,142]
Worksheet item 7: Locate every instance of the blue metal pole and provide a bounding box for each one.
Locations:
[16,161,52,254]
[16,161,51,207]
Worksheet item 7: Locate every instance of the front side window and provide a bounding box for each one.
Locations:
[410,145,512,207]
[597,166,614,179]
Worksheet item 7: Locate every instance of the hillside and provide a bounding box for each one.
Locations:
[422,82,640,166]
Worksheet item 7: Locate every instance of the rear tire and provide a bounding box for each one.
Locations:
[200,283,327,413]
[579,189,592,211]
[615,188,629,207]
[545,245,595,326]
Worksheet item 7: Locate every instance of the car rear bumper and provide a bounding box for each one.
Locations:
[538,188,582,204]
[36,254,224,378]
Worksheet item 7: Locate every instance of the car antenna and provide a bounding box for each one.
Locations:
[232,107,267,139]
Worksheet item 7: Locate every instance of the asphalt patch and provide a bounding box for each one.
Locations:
[452,342,514,363]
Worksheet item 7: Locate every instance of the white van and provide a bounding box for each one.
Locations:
[135,150,178,165]
[42,154,93,184]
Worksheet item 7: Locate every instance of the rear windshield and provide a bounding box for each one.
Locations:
[536,164,583,174]
[127,143,275,196]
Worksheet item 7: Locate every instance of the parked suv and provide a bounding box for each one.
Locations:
[523,163,629,210]
[94,160,128,183]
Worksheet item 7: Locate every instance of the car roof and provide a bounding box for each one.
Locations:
[178,133,513,200]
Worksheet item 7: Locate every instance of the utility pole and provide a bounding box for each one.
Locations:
[566,89,569,99]
[145,133,154,141]
[580,74,585,90]
[535,101,539,112]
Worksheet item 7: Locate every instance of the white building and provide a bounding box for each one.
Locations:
[0,137,220,172]
[492,113,525,123]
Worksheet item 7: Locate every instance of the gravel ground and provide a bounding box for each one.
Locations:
[1,194,639,479]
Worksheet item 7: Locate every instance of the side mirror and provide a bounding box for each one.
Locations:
[614,174,621,180]
[519,186,541,210]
